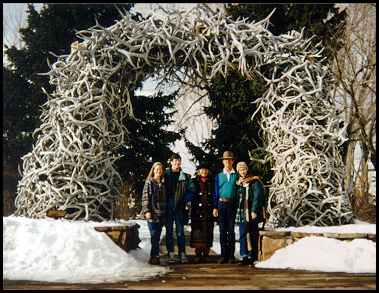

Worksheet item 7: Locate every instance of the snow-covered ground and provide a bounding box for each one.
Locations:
[213,221,376,274]
[3,216,376,284]
[255,219,376,273]
[3,216,170,283]
[255,236,376,273]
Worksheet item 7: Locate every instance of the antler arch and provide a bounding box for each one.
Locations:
[14,4,352,226]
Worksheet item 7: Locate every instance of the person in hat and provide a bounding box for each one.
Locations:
[164,153,192,264]
[235,161,265,265]
[213,150,238,264]
[188,161,215,263]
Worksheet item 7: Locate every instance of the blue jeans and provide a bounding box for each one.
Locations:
[218,201,236,259]
[166,209,186,254]
[239,222,253,259]
[147,221,169,256]
[147,221,170,257]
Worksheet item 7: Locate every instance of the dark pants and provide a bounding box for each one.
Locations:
[166,209,186,254]
[147,221,168,257]
[218,201,236,260]
[250,218,259,261]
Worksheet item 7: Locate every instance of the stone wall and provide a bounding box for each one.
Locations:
[94,223,141,252]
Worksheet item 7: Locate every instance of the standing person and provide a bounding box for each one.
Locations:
[164,153,192,264]
[141,162,167,265]
[235,161,265,265]
[246,166,265,264]
[188,162,215,263]
[213,150,238,264]
[235,161,254,265]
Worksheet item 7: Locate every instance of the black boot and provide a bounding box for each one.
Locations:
[240,257,250,265]
[217,257,228,264]
[228,257,237,264]
[149,256,160,265]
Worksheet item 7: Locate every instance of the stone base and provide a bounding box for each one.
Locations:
[94,223,141,252]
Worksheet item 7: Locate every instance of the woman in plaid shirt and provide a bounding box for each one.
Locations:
[141,162,167,265]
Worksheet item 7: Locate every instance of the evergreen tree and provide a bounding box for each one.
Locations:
[115,90,183,213]
[3,4,181,214]
[4,4,137,171]
[3,67,35,170]
[186,4,346,183]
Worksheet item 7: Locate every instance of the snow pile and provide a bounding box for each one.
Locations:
[255,236,376,273]
[3,216,170,283]
[276,224,376,234]
[4,215,377,283]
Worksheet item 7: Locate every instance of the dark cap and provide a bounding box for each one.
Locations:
[219,150,235,160]
[197,161,210,170]
[169,153,181,161]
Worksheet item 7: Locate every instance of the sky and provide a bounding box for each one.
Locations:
[3,215,376,283]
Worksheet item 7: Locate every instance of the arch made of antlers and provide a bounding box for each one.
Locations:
[14,4,352,225]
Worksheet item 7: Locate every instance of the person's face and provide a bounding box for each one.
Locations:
[238,166,248,178]
[153,165,163,178]
[199,168,209,177]
[223,159,234,170]
[171,159,181,171]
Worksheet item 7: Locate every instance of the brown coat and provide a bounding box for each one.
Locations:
[189,175,215,248]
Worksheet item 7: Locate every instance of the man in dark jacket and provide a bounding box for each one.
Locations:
[164,153,192,263]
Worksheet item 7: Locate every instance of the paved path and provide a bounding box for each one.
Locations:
[4,255,376,290]
[4,231,376,290]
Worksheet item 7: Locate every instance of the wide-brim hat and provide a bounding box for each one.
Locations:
[197,161,210,170]
[220,151,235,160]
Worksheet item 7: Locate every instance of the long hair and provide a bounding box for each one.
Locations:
[146,162,164,182]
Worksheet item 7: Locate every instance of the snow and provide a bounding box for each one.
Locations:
[255,236,376,274]
[3,216,376,284]
[276,223,376,234]
[3,216,170,284]
[255,223,376,273]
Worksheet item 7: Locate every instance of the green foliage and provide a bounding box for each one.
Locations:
[225,4,346,60]
[186,4,346,183]
[3,4,180,205]
[4,4,136,171]
[3,68,36,170]
[115,90,183,203]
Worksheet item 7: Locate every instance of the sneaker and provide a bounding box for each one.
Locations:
[180,252,189,264]
[148,256,160,265]
[167,252,176,263]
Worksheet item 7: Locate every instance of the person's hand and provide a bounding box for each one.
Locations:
[145,212,151,220]
[251,211,257,220]
[213,208,218,218]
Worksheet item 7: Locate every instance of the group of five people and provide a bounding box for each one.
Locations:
[141,151,265,266]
